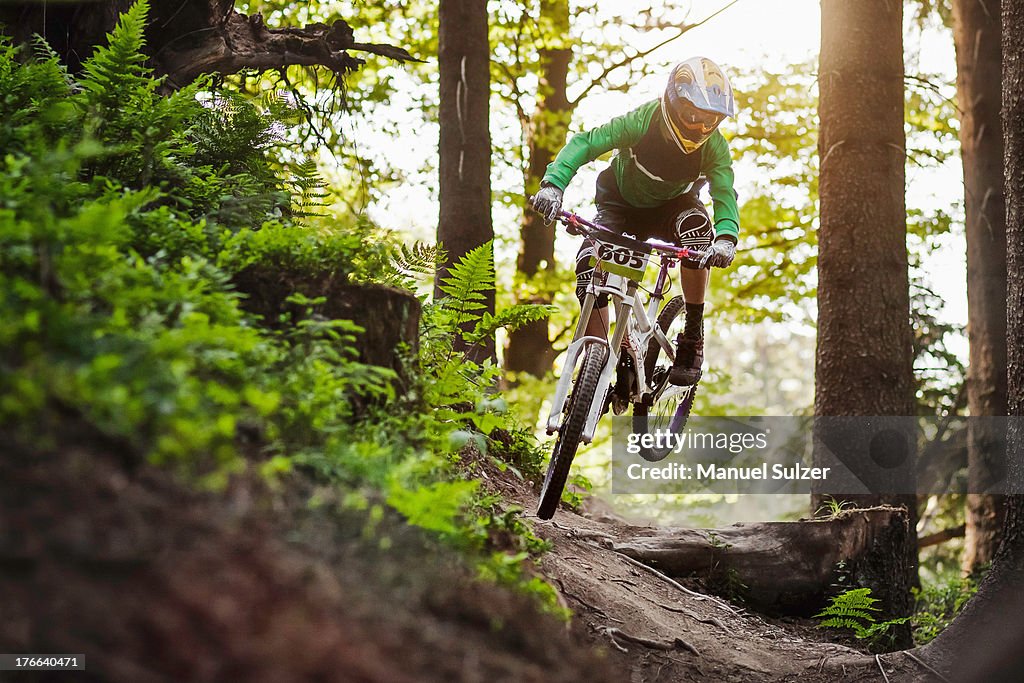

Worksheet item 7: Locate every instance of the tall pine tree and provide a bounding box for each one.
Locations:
[814,0,916,631]
[436,0,495,360]
[952,0,1010,575]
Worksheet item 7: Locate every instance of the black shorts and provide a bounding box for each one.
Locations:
[575,168,715,306]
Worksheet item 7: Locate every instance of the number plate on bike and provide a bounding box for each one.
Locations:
[590,239,651,280]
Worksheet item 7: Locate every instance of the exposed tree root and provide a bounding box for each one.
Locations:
[901,650,953,682]
[609,547,742,616]
[875,654,891,683]
[600,627,701,657]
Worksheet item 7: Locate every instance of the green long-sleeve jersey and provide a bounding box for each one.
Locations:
[541,99,740,238]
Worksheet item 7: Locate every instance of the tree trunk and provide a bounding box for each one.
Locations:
[436,0,495,361]
[604,507,910,619]
[505,0,572,378]
[952,0,1009,576]
[914,2,1024,675]
[814,0,917,600]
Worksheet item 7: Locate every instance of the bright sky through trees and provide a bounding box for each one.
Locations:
[362,0,965,360]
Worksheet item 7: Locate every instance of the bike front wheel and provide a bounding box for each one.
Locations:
[537,343,609,520]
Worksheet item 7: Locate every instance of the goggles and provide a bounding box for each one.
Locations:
[669,98,725,140]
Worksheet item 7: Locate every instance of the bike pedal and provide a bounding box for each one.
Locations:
[611,394,629,415]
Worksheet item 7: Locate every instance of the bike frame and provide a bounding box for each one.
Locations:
[545,211,707,443]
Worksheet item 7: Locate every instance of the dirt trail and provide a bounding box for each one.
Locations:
[501,475,926,682]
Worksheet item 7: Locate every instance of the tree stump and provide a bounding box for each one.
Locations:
[232,266,420,387]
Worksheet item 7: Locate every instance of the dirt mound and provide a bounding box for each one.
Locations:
[0,431,624,683]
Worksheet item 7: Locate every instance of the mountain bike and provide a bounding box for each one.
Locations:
[536,208,709,520]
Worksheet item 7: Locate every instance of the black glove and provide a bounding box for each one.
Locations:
[531,184,564,224]
[699,236,737,269]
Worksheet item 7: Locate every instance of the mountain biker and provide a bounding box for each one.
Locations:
[531,56,739,387]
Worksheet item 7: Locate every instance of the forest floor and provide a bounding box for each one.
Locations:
[488,467,929,683]
[0,432,938,683]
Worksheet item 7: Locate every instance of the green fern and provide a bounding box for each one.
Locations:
[78,0,154,106]
[29,34,65,68]
[287,157,330,217]
[395,242,444,277]
[815,588,909,643]
[0,38,72,153]
[73,0,208,187]
[437,241,495,332]
[430,241,554,350]
[373,241,445,289]
[464,305,556,345]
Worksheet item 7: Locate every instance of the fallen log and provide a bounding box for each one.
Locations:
[609,506,910,616]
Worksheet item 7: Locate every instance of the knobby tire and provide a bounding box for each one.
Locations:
[633,295,698,462]
[537,344,609,520]
[643,295,686,381]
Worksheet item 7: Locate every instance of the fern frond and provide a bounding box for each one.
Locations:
[261,90,303,126]
[437,241,495,329]
[30,34,63,66]
[394,242,444,276]
[817,587,879,611]
[814,607,878,622]
[818,617,864,631]
[465,304,556,345]
[286,157,329,217]
[814,587,905,643]
[79,0,154,104]
[0,36,74,154]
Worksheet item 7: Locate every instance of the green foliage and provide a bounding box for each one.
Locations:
[911,283,965,417]
[436,242,497,333]
[0,4,390,483]
[387,479,480,535]
[422,242,553,409]
[376,241,572,607]
[432,241,555,348]
[714,62,819,325]
[710,567,749,604]
[909,0,954,29]
[560,472,593,511]
[911,572,980,645]
[219,221,363,282]
[0,1,573,621]
[384,241,446,290]
[485,426,548,482]
[815,496,856,520]
[476,549,568,619]
[815,588,910,649]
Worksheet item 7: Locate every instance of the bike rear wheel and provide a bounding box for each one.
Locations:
[537,343,609,520]
[632,295,698,462]
[643,295,685,380]
[632,383,698,461]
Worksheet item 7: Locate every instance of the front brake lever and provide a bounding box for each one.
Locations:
[564,213,584,236]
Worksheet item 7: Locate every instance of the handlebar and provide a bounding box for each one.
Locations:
[530,199,709,262]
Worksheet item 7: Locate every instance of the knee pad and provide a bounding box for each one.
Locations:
[675,208,714,269]
[674,207,714,250]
